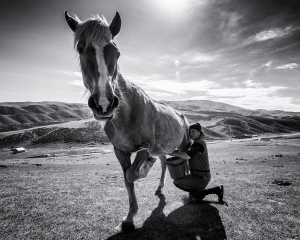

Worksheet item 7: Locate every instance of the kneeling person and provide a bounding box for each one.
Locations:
[170,123,224,201]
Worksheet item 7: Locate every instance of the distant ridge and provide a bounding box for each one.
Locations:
[0,102,91,132]
[0,100,300,144]
[163,100,300,117]
[161,100,300,139]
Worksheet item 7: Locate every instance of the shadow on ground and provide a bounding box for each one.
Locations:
[107,193,227,240]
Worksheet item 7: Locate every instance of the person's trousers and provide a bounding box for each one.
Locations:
[173,172,211,192]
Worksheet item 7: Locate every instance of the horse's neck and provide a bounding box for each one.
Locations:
[117,74,152,109]
[109,74,153,127]
[106,74,187,153]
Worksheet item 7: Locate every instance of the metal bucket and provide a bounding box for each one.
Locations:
[165,157,186,180]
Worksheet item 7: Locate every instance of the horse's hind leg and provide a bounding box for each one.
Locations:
[155,156,167,195]
[177,119,191,174]
[114,147,137,232]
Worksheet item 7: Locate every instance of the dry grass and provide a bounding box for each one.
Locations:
[1,139,300,239]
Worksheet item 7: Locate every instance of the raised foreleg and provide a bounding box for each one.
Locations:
[126,149,153,183]
[114,147,137,232]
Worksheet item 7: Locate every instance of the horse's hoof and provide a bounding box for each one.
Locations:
[125,170,138,183]
[115,221,135,232]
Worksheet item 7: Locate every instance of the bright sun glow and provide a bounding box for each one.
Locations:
[159,0,187,13]
[150,0,193,24]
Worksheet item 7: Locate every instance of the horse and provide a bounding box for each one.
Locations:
[65,11,190,231]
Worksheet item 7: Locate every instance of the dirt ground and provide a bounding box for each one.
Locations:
[1,133,300,239]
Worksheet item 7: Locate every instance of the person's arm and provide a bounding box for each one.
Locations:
[169,142,205,159]
[171,143,205,157]
[169,150,190,159]
[186,142,205,156]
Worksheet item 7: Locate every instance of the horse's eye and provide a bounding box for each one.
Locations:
[116,52,120,59]
[77,46,84,55]
[76,43,85,55]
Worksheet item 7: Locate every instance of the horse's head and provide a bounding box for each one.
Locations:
[65,11,121,120]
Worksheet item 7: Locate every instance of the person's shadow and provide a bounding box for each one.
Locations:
[107,193,227,240]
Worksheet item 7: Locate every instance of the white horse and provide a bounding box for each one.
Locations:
[65,11,190,231]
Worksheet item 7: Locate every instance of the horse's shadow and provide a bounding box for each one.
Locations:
[107,193,227,240]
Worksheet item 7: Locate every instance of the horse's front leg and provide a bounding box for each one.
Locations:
[156,156,167,195]
[114,147,137,232]
[126,149,150,183]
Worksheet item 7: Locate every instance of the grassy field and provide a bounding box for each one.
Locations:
[1,137,300,239]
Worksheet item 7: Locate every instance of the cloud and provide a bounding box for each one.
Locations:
[62,71,84,87]
[243,80,261,88]
[73,72,82,78]
[250,27,293,42]
[217,95,298,111]
[132,77,219,95]
[275,63,298,70]
[63,71,82,79]
[146,91,174,97]
[277,87,300,99]
[204,85,284,98]
[70,80,84,87]
[189,52,219,63]
[190,85,298,111]
[265,61,272,68]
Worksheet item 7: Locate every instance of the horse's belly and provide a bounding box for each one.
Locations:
[150,131,184,155]
[107,125,185,155]
[105,106,188,155]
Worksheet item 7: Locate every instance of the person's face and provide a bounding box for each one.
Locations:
[189,129,200,140]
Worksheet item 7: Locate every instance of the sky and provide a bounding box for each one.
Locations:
[1,0,300,111]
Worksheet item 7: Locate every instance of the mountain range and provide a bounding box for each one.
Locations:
[0,102,91,132]
[0,100,300,145]
[164,100,300,138]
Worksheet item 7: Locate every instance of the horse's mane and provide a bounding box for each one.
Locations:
[74,15,111,49]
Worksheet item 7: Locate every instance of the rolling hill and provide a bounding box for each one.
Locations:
[0,102,92,132]
[0,100,300,145]
[163,100,300,139]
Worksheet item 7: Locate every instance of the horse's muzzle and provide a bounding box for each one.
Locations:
[88,94,119,119]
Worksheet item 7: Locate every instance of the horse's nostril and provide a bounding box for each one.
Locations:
[113,96,119,108]
[88,94,118,116]
[88,95,99,110]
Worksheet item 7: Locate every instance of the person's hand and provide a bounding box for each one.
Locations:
[169,149,190,160]
[171,149,179,154]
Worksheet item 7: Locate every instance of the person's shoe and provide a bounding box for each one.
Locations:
[189,192,204,203]
[192,189,206,200]
[218,185,224,202]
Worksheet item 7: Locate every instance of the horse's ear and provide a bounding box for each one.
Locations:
[109,12,121,38]
[65,11,79,32]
